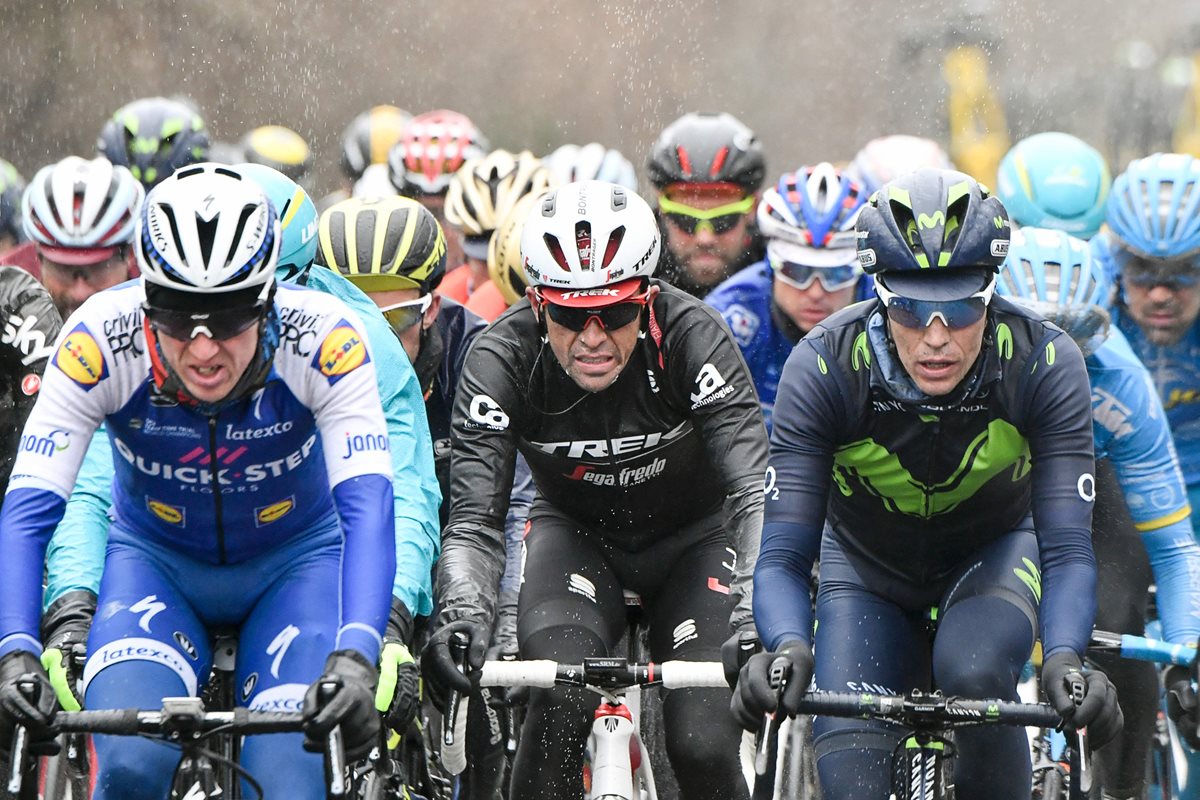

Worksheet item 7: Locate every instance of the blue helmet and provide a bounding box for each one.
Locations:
[756,163,867,252]
[998,226,1112,354]
[996,132,1110,239]
[1107,153,1200,258]
[235,163,318,283]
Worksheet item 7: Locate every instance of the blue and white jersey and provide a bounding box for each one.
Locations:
[0,282,396,661]
[1089,327,1200,643]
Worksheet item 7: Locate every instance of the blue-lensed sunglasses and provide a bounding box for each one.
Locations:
[875,276,996,330]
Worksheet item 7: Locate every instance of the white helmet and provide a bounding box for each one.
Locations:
[847,135,955,196]
[351,163,399,199]
[23,156,144,263]
[521,180,659,293]
[137,163,279,298]
[545,144,638,191]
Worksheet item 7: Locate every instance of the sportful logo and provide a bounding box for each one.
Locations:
[672,619,698,649]
[567,573,597,603]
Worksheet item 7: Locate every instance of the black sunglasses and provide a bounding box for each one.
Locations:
[145,304,265,341]
[542,299,647,332]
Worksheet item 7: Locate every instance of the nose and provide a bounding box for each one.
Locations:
[693,223,718,245]
[578,316,609,346]
[922,317,952,346]
[802,281,829,299]
[186,333,221,359]
[1147,285,1177,303]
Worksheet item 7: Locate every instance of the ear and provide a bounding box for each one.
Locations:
[425,293,442,330]
[645,284,661,303]
[525,286,542,321]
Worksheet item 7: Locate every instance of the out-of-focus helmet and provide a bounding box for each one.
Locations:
[444,150,555,259]
[1107,152,1200,258]
[0,159,27,245]
[316,196,448,294]
[241,125,312,183]
[996,132,1110,239]
[488,192,539,305]
[351,164,400,199]
[23,156,144,264]
[847,135,955,197]
[646,112,765,193]
[235,163,319,283]
[97,97,210,189]
[341,105,411,181]
[544,143,638,190]
[387,109,489,196]
[521,181,660,292]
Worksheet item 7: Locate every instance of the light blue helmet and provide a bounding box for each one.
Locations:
[996,132,1110,239]
[235,162,318,283]
[998,226,1112,354]
[1107,152,1200,258]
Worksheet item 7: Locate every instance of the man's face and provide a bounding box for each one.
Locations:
[155,325,260,403]
[659,186,753,288]
[772,272,858,335]
[1121,262,1200,346]
[888,314,987,396]
[39,249,134,318]
[367,287,440,363]
[532,288,652,393]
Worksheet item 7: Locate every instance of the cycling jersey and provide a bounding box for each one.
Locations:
[0,266,61,495]
[0,281,396,663]
[757,297,1097,658]
[40,267,442,619]
[705,259,876,432]
[1088,326,1200,643]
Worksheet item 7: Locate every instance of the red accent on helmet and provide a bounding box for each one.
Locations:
[675,146,693,177]
[709,145,729,177]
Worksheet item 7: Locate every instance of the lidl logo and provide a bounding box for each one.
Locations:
[255,497,294,526]
[313,320,370,384]
[54,323,108,390]
[147,498,185,526]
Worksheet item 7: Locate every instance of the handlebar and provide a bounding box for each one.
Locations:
[476,657,727,690]
[792,689,1062,729]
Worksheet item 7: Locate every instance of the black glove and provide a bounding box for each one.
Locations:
[1042,651,1123,749]
[302,650,381,762]
[40,590,96,711]
[1166,665,1200,749]
[422,617,489,711]
[730,639,813,731]
[486,592,519,662]
[720,628,760,690]
[0,650,61,755]
[375,598,419,737]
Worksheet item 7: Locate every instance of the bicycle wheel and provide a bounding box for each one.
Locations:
[1035,767,1066,800]
[779,715,821,800]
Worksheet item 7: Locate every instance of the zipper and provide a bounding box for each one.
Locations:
[207,415,228,564]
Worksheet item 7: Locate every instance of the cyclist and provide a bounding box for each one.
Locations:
[342,105,412,186]
[737,168,1122,800]
[21,155,144,318]
[845,134,955,197]
[998,225,1200,800]
[543,142,638,190]
[647,111,766,298]
[0,165,395,798]
[387,109,489,270]
[96,96,210,189]
[241,124,313,185]
[706,163,870,431]
[441,149,555,320]
[424,181,768,800]
[0,159,26,254]
[996,131,1111,239]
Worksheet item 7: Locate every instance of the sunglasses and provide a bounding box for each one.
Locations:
[658,195,754,236]
[1112,247,1200,290]
[144,304,265,342]
[380,294,434,333]
[539,293,650,332]
[875,277,995,330]
[770,257,861,293]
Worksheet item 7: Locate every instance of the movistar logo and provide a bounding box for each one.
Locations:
[852,332,871,372]
[917,211,945,230]
[1013,557,1042,602]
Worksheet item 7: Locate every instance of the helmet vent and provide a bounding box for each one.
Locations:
[356,209,379,271]
[709,146,729,177]
[675,146,693,177]
[162,206,188,276]
[601,226,625,269]
[379,208,406,267]
[611,187,627,211]
[575,221,593,270]
[544,233,571,272]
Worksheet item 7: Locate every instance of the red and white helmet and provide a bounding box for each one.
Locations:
[388,109,489,196]
[521,181,660,298]
[847,135,955,196]
[23,155,144,264]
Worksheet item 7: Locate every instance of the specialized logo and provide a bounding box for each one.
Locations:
[672,619,698,650]
[255,497,294,526]
[690,363,734,408]
[130,595,167,633]
[313,320,370,383]
[173,631,198,660]
[18,428,69,458]
[467,394,510,431]
[3,312,54,365]
[19,373,40,396]
[54,322,108,389]
[567,573,597,603]
[148,498,186,526]
[267,625,301,678]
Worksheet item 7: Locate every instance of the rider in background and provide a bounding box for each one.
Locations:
[706,164,870,431]
[320,104,412,210]
[543,142,638,190]
[96,96,209,190]
[22,155,144,317]
[996,132,1111,239]
[999,226,1200,799]
[241,124,314,188]
[845,134,955,197]
[0,159,27,254]
[646,111,766,298]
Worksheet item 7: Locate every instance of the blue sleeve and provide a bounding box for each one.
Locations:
[0,488,66,658]
[756,338,844,650]
[43,426,113,608]
[332,474,396,662]
[499,454,534,596]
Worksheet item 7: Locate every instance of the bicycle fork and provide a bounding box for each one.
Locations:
[585,701,656,800]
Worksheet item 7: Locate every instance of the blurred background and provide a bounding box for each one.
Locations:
[3,0,1200,194]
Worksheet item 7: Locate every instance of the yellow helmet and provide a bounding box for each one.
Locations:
[487,192,540,306]
[444,150,556,258]
[242,125,312,182]
[316,196,447,294]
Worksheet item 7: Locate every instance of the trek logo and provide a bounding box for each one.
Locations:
[467,394,510,431]
[225,421,294,441]
[1091,387,1134,439]
[113,434,318,486]
[2,312,54,365]
[690,363,734,408]
[560,288,619,300]
[529,420,690,459]
[18,428,69,458]
[564,457,666,487]
[341,431,388,459]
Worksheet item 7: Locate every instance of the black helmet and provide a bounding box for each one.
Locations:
[97,97,210,189]
[646,111,765,193]
[856,168,1009,277]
